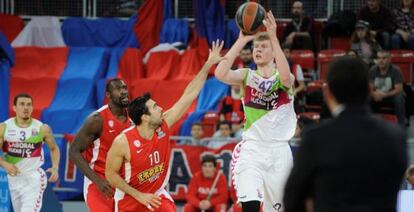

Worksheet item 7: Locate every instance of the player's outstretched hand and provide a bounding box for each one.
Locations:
[46,167,59,182]
[207,39,227,65]
[134,192,162,211]
[96,178,114,198]
[262,10,277,37]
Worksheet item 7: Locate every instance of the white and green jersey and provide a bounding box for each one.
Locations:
[3,118,44,172]
[241,69,297,142]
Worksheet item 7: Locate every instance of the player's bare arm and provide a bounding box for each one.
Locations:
[105,134,162,211]
[164,40,227,128]
[0,123,20,176]
[41,124,60,182]
[69,113,114,197]
[264,10,293,88]
[215,33,255,85]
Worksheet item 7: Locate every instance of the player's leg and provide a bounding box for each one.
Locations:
[85,183,114,212]
[262,144,293,212]
[8,177,23,212]
[231,141,264,212]
[19,168,47,212]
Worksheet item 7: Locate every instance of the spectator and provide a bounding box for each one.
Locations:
[350,20,382,66]
[283,1,315,50]
[234,45,256,70]
[281,44,305,97]
[370,51,406,126]
[391,0,414,49]
[218,85,244,123]
[183,154,228,212]
[217,84,244,141]
[231,120,244,140]
[403,165,414,189]
[182,122,205,146]
[358,0,394,49]
[282,44,306,112]
[211,121,232,148]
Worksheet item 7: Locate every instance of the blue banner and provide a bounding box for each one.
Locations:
[0,164,12,212]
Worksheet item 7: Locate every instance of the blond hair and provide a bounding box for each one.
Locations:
[253,32,270,43]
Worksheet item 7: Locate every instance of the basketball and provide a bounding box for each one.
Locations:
[235,2,266,35]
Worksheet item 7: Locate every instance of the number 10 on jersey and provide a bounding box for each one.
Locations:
[149,151,160,166]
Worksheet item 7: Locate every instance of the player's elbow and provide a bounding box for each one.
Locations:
[68,144,81,161]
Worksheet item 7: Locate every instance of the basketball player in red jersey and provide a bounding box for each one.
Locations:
[69,78,131,212]
[105,40,226,212]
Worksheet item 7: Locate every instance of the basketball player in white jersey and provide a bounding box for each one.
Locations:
[215,11,296,211]
[0,93,60,212]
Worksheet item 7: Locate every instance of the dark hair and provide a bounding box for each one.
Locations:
[128,93,151,125]
[327,57,369,105]
[13,93,32,105]
[281,43,292,50]
[217,121,232,130]
[106,78,123,93]
[201,154,217,166]
[350,25,376,45]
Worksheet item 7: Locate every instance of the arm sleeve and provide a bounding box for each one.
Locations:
[210,174,229,206]
[283,130,316,212]
[186,175,201,207]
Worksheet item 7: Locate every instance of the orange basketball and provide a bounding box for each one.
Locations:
[235,2,266,35]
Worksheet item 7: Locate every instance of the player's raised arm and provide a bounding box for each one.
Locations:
[163,40,226,128]
[215,32,255,85]
[263,10,293,88]
[105,134,161,211]
[41,124,60,182]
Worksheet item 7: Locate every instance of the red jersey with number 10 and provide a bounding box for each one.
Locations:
[114,121,172,211]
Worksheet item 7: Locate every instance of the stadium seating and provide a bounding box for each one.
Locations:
[329,36,351,51]
[202,112,220,137]
[304,80,325,112]
[317,49,346,80]
[291,49,314,70]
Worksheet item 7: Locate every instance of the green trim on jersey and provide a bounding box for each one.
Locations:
[5,155,23,164]
[244,106,268,131]
[14,118,33,128]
